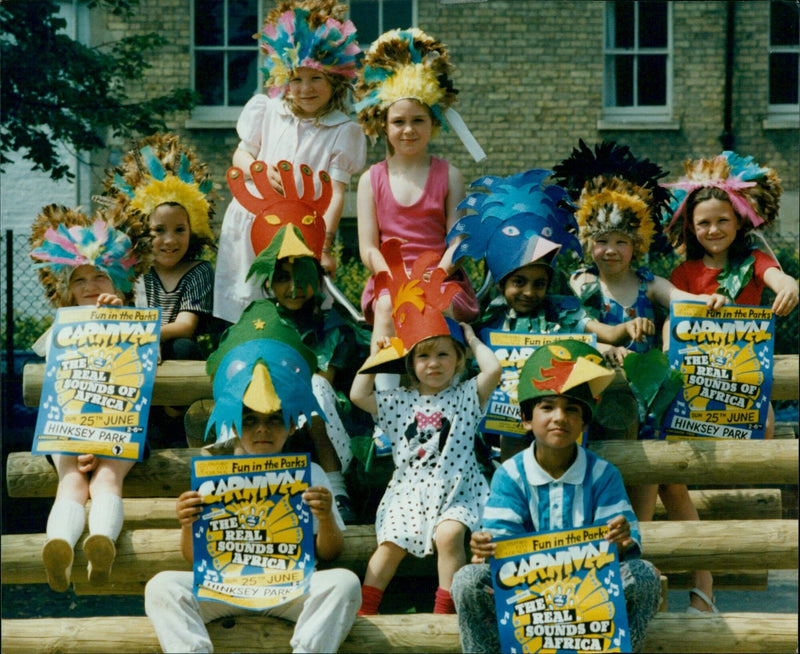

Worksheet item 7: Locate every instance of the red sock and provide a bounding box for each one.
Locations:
[433,586,456,614]
[358,584,383,616]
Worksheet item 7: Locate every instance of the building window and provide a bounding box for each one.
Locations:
[191,0,262,124]
[768,0,799,122]
[602,1,672,124]
[348,0,415,46]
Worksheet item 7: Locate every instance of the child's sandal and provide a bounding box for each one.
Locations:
[84,534,116,584]
[42,538,74,593]
[686,587,719,614]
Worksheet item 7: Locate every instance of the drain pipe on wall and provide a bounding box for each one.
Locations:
[720,0,736,150]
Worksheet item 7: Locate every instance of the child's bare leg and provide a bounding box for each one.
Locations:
[363,541,407,591]
[659,483,715,612]
[371,294,395,346]
[434,520,467,590]
[310,415,340,472]
[627,484,659,522]
[53,454,90,504]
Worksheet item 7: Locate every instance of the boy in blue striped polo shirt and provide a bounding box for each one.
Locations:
[451,340,662,652]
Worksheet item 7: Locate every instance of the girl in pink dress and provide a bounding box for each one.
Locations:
[354,28,485,346]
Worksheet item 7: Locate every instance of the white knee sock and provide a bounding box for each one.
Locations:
[46,499,86,547]
[88,493,124,542]
[326,471,348,498]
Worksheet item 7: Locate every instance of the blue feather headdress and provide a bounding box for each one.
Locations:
[260,2,360,98]
[447,169,580,283]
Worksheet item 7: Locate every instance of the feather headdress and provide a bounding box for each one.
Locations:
[664,151,782,249]
[105,133,216,248]
[354,28,485,161]
[260,0,360,98]
[552,140,671,261]
[227,160,331,293]
[447,168,580,283]
[30,199,150,306]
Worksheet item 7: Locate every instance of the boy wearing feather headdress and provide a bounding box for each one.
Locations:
[145,301,360,653]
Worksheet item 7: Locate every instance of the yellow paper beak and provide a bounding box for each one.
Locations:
[278,226,315,260]
[243,362,282,414]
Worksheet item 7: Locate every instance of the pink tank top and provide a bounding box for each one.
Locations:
[370,156,449,266]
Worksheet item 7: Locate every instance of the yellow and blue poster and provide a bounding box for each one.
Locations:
[33,305,160,461]
[490,525,630,653]
[663,301,774,440]
[482,332,596,437]
[191,453,315,610]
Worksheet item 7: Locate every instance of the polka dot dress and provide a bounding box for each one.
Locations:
[374,377,490,557]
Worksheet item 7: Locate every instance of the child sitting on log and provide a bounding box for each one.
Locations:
[144,301,360,653]
[450,340,662,652]
[29,201,150,592]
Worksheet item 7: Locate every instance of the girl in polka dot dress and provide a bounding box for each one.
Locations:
[350,304,500,615]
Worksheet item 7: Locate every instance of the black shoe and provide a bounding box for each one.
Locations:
[335,495,357,524]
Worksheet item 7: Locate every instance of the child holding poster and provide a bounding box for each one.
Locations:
[450,340,662,653]
[350,239,502,616]
[145,301,360,653]
[666,151,799,440]
[29,201,151,592]
[228,159,371,522]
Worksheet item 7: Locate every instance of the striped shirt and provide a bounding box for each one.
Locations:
[145,261,213,326]
[482,444,642,558]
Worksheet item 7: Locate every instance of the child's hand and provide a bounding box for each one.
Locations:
[96,293,122,307]
[76,453,98,474]
[704,293,728,310]
[175,490,203,527]
[371,335,394,355]
[605,515,634,554]
[624,317,655,343]
[772,279,799,316]
[302,486,335,520]
[469,530,496,563]
[267,163,284,194]
[602,345,630,368]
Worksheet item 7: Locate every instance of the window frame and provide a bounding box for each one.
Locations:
[187,0,264,127]
[766,0,800,128]
[600,1,677,130]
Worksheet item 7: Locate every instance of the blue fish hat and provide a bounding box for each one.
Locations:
[205,300,324,443]
[447,168,580,284]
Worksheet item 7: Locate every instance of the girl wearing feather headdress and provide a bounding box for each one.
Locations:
[145,301,360,653]
[666,152,798,446]
[212,0,366,324]
[354,27,484,351]
[666,151,797,315]
[107,134,217,363]
[29,202,150,593]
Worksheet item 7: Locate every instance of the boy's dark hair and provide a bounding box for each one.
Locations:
[520,395,592,426]
[683,187,750,263]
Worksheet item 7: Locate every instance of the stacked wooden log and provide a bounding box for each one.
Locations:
[3,357,798,653]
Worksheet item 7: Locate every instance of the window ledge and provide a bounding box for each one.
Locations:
[597,119,680,131]
[762,117,800,130]
[184,118,238,130]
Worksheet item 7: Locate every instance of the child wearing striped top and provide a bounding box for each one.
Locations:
[450,340,662,653]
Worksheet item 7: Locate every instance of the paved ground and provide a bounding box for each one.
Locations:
[666,569,798,613]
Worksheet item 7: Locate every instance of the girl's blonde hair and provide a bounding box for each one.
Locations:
[405,335,467,385]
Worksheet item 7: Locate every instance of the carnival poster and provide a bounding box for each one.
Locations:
[663,301,774,440]
[482,332,596,437]
[33,306,160,461]
[191,453,315,610]
[490,525,630,654]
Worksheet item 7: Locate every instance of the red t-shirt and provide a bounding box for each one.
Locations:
[670,249,779,305]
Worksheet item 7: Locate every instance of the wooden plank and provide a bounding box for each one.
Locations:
[1,612,797,654]
[2,520,796,586]
[21,354,799,408]
[7,439,798,498]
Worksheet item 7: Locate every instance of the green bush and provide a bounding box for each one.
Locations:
[1,312,53,351]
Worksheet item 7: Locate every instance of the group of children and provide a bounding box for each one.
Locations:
[27,1,798,652]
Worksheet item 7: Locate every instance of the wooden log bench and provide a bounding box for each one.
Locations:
[6,357,798,653]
